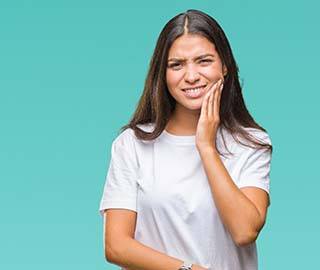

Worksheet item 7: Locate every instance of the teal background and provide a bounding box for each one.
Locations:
[0,0,319,269]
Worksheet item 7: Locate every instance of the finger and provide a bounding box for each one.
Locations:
[216,86,222,116]
[218,82,223,105]
[204,78,222,117]
[200,87,212,119]
[210,79,220,92]
[218,74,224,84]
[208,84,216,117]
[214,82,222,118]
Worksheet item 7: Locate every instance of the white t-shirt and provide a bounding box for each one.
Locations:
[99,123,272,270]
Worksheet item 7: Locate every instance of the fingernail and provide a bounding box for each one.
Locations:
[220,84,224,90]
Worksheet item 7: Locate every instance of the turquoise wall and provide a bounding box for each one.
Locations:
[1,0,319,269]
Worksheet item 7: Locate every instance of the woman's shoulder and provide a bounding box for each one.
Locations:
[217,126,272,157]
[136,122,156,133]
[219,126,271,143]
[112,123,155,148]
[241,127,272,146]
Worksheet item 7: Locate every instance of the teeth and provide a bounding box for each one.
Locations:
[185,86,204,93]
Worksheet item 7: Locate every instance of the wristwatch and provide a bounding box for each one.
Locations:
[178,261,193,270]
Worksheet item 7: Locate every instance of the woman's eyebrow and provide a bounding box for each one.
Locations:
[168,53,215,62]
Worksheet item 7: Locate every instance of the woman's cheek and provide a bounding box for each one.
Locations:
[202,66,224,81]
[166,70,183,87]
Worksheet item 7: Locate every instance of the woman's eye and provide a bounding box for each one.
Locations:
[168,59,212,69]
[199,59,212,64]
[169,63,180,67]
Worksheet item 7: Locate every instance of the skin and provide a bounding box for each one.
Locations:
[165,33,270,270]
[166,33,227,136]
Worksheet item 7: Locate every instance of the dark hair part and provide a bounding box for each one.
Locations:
[119,9,272,156]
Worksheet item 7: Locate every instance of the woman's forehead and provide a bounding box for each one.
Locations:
[168,35,217,59]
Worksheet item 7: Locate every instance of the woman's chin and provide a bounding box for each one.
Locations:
[184,101,203,111]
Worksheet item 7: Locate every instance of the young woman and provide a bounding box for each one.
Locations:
[99,9,273,270]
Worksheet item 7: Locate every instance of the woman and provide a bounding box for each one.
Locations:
[99,9,273,270]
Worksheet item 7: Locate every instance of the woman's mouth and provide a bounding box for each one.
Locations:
[182,84,207,99]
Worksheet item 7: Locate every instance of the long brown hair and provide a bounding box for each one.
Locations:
[120,9,272,156]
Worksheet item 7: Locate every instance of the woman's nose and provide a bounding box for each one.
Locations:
[184,67,200,83]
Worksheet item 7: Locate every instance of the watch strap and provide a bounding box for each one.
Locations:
[178,261,193,270]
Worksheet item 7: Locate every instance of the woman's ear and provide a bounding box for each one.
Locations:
[223,65,228,77]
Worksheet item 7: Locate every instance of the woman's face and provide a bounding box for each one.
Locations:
[166,33,227,111]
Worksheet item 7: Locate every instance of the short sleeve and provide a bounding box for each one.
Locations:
[237,131,272,201]
[98,131,139,216]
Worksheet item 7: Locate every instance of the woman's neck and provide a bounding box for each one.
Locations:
[165,107,201,136]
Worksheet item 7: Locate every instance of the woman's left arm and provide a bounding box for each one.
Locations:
[195,78,269,247]
[198,146,269,247]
